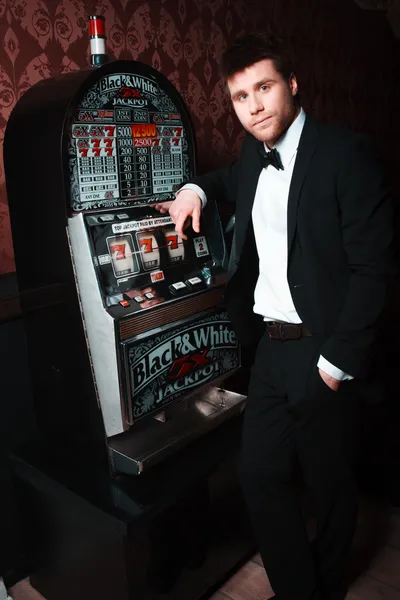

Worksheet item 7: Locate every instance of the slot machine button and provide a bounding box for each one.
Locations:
[150,270,165,283]
[99,214,114,222]
[117,213,129,220]
[185,276,204,290]
[169,281,188,295]
[119,299,130,307]
[134,295,144,303]
[144,292,155,300]
[201,267,211,279]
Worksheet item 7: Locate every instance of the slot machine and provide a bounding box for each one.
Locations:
[4,58,245,476]
[4,22,257,599]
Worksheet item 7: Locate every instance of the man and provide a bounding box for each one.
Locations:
[155,33,394,600]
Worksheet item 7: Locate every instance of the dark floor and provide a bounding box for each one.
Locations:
[8,494,400,600]
[210,494,400,600]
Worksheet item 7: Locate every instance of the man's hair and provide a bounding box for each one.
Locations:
[220,32,295,82]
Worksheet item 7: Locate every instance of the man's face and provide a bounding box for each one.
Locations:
[227,59,299,147]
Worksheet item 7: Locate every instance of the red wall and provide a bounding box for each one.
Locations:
[0,0,399,275]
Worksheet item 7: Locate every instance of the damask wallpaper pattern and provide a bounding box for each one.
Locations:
[0,0,399,274]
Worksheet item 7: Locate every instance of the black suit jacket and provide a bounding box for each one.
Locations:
[193,116,395,381]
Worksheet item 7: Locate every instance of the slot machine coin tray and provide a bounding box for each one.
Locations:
[108,386,246,476]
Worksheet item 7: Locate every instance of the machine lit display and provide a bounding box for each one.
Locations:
[87,211,208,308]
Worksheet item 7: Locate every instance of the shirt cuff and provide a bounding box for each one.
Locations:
[176,184,207,208]
[317,355,354,381]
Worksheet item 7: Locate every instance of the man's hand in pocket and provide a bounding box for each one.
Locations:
[318,368,340,391]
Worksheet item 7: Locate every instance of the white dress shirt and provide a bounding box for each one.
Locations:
[180,109,352,381]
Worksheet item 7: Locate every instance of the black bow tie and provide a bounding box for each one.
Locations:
[259,147,284,171]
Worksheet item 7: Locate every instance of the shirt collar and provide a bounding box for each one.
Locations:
[264,107,306,170]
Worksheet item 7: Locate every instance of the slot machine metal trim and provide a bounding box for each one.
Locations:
[68,213,127,437]
[118,287,225,340]
[108,387,247,475]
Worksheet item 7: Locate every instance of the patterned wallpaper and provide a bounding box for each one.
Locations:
[0,0,399,275]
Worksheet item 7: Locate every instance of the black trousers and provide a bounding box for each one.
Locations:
[238,332,361,600]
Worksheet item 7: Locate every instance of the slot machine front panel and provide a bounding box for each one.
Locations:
[122,309,240,422]
[87,211,200,305]
[63,61,236,446]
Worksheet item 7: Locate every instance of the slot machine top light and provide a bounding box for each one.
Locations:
[89,15,108,67]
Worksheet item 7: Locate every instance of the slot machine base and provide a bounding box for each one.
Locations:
[12,415,255,600]
[109,387,246,475]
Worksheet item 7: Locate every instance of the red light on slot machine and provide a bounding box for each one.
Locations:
[164,227,185,263]
[150,270,165,283]
[131,124,157,138]
[89,15,105,37]
[88,15,108,67]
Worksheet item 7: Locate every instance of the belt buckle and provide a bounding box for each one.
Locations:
[267,323,278,340]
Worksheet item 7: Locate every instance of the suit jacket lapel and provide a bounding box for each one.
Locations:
[287,116,319,256]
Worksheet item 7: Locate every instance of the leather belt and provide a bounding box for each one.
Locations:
[266,321,312,341]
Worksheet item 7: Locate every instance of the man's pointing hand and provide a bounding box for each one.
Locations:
[154,189,202,240]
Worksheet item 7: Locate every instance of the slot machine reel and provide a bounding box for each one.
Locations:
[163,226,186,264]
[108,235,138,278]
[137,229,161,270]
[89,208,228,310]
